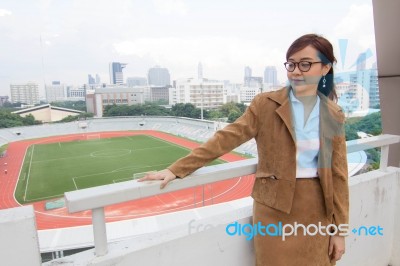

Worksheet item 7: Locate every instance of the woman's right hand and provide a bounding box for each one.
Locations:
[137,169,176,189]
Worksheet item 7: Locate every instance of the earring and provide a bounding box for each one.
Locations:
[322,76,326,88]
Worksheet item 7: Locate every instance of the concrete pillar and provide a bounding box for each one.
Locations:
[372,0,400,167]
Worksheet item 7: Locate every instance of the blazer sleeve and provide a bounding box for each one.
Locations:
[331,114,350,234]
[168,96,260,178]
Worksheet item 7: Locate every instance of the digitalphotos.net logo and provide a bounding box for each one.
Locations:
[188,219,383,241]
[225,221,384,241]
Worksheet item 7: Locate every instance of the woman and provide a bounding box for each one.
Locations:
[139,34,349,265]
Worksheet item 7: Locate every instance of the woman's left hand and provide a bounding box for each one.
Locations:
[329,235,345,262]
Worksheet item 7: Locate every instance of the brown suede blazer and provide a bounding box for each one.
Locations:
[168,87,349,227]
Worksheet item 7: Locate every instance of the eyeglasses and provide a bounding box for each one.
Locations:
[284,61,323,72]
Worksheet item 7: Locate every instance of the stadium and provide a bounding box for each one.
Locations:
[0,116,260,259]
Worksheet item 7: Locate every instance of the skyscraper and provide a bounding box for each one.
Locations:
[244,66,252,86]
[356,52,367,71]
[244,66,252,78]
[109,62,127,84]
[45,81,66,102]
[88,74,95,84]
[95,74,101,84]
[148,66,171,86]
[198,62,203,80]
[264,66,278,86]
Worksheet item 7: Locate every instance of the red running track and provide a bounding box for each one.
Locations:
[0,130,255,230]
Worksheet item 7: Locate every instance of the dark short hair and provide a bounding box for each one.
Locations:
[286,34,337,102]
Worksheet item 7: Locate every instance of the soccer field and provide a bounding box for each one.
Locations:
[15,135,223,204]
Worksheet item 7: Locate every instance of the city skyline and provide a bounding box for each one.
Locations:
[0,0,376,96]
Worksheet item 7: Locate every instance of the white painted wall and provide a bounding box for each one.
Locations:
[0,205,42,266]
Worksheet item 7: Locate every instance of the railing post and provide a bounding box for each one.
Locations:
[380,145,389,172]
[92,207,108,256]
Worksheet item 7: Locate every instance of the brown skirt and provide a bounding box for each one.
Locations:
[253,178,335,266]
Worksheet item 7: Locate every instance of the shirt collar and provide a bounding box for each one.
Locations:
[289,88,320,106]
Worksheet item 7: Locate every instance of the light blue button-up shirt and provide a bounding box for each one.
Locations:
[289,89,320,178]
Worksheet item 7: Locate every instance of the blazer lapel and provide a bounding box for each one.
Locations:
[269,87,296,142]
[276,100,296,142]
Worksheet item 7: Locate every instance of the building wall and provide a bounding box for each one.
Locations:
[10,83,40,105]
[150,87,169,102]
[148,67,171,86]
[172,79,224,109]
[373,0,400,167]
[52,109,80,121]
[86,87,146,117]
[18,107,80,122]
[67,86,86,100]
[46,84,66,102]
[127,77,148,87]
[336,82,369,116]
[240,86,260,103]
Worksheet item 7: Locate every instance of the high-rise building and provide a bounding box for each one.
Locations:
[244,66,252,86]
[356,53,367,71]
[95,74,101,84]
[171,78,224,109]
[337,65,380,110]
[109,62,127,84]
[336,82,369,116]
[45,81,66,102]
[369,63,380,108]
[10,82,40,105]
[88,75,95,85]
[148,66,171,86]
[352,69,379,108]
[264,66,278,86]
[198,62,203,80]
[244,66,252,78]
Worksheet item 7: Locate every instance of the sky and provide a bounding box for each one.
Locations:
[0,0,377,97]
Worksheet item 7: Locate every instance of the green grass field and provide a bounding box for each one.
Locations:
[15,135,223,204]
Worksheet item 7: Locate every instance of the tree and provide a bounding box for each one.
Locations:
[0,110,41,128]
[103,103,170,117]
[50,101,87,112]
[344,112,382,169]
[344,111,382,140]
[58,112,94,123]
[171,103,200,118]
[228,110,241,123]
[22,114,40,125]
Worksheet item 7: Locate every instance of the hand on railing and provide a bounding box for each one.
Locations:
[137,169,176,189]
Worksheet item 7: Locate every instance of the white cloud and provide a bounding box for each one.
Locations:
[0,9,12,16]
[334,4,375,49]
[334,4,376,69]
[153,0,187,15]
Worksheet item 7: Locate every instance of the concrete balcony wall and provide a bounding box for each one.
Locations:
[44,200,255,266]
[342,167,400,266]
[0,205,42,266]
[45,167,400,266]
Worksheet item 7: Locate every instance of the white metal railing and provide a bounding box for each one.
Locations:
[64,134,400,256]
